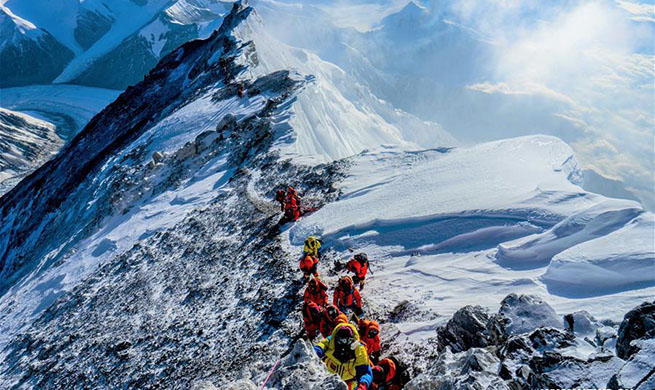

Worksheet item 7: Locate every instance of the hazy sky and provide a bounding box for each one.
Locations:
[258,0,654,209]
[455,0,654,207]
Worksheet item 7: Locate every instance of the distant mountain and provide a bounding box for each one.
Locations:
[1,0,233,89]
[582,169,641,204]
[0,5,74,87]
[0,108,59,195]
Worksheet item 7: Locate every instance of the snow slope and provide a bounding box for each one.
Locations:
[239,16,455,162]
[290,135,654,323]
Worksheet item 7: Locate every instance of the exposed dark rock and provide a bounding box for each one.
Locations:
[436,305,492,352]
[216,114,238,133]
[529,327,575,351]
[616,301,655,359]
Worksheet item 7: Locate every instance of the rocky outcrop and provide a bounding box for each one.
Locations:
[609,339,655,390]
[436,305,494,352]
[406,348,509,390]
[616,301,655,359]
[410,297,651,390]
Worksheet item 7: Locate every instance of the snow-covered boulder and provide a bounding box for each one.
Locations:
[405,347,509,390]
[616,301,655,359]
[609,338,655,390]
[499,294,562,335]
[216,113,237,133]
[268,340,346,390]
[564,311,599,336]
[529,352,625,390]
[528,327,575,353]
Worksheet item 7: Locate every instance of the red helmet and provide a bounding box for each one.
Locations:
[308,278,319,290]
[339,276,353,290]
[326,305,340,320]
[335,325,355,342]
[305,302,321,320]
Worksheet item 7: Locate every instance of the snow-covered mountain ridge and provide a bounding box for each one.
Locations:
[0,86,121,195]
[0,1,652,389]
[0,0,452,357]
[0,5,74,87]
[1,0,235,89]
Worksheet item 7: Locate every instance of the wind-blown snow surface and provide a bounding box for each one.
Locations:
[291,135,655,326]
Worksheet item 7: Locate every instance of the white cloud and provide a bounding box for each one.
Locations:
[616,1,655,22]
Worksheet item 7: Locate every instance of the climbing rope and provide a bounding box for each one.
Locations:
[257,358,280,390]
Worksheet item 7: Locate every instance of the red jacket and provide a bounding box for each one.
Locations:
[303,303,323,339]
[275,190,286,211]
[303,279,328,307]
[284,197,300,221]
[333,284,362,310]
[346,258,368,280]
[319,306,348,338]
[359,319,381,357]
[299,255,318,274]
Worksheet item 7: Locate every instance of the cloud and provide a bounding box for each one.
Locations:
[467,81,577,105]
[616,1,655,22]
[453,0,654,208]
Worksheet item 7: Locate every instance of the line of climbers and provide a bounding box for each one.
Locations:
[297,236,408,390]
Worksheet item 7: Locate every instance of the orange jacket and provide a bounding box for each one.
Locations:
[358,319,381,356]
[346,258,368,280]
[371,358,400,390]
[299,254,318,274]
[319,306,348,338]
[333,284,362,310]
[303,279,328,307]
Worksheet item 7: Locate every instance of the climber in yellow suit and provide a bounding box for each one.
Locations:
[303,236,323,258]
[314,322,373,390]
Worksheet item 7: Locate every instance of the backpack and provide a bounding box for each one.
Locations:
[354,253,368,264]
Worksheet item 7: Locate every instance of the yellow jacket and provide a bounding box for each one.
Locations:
[314,323,372,386]
[303,236,321,257]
